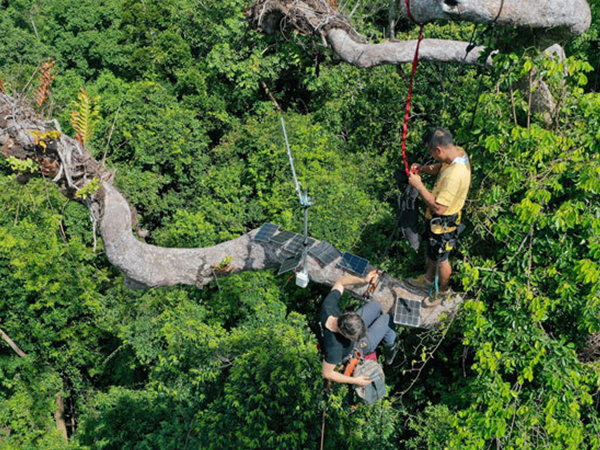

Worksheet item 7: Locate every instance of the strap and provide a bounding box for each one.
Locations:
[430,211,461,229]
[404,0,422,26]
[452,155,470,165]
[400,0,425,177]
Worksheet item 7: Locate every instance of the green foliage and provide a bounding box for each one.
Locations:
[0,0,599,448]
[6,156,37,174]
[70,88,101,145]
[75,177,101,200]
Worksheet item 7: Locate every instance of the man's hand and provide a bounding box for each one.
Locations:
[364,269,381,286]
[354,376,373,386]
[408,172,423,189]
[410,163,421,173]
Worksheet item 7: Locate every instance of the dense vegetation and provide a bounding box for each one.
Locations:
[0,0,599,448]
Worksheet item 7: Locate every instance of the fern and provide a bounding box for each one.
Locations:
[70,88,100,146]
[0,77,5,94]
[34,60,56,108]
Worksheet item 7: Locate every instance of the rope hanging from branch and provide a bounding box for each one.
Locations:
[400,0,425,177]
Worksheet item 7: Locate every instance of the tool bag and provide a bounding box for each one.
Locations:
[352,359,386,404]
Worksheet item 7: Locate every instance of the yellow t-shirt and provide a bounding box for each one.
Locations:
[426,148,471,232]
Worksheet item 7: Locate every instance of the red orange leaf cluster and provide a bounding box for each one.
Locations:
[35,60,56,108]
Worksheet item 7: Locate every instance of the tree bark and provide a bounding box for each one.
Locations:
[249,0,591,66]
[400,0,591,39]
[54,395,68,443]
[249,1,572,120]
[0,94,458,329]
[327,30,488,67]
[0,327,27,357]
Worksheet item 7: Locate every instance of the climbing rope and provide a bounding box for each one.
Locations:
[400,0,425,177]
[348,0,425,254]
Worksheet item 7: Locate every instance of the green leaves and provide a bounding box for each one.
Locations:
[70,88,101,146]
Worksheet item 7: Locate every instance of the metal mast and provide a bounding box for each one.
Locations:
[281,117,312,287]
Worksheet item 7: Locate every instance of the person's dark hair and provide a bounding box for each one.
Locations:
[338,313,367,341]
[424,128,453,149]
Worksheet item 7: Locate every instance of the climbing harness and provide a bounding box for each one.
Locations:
[428,211,464,299]
[400,0,425,177]
[426,153,469,299]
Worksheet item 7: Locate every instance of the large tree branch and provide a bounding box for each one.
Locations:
[327,30,488,67]
[249,0,591,68]
[1,94,459,329]
[402,0,591,39]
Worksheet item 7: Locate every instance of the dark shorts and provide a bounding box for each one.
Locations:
[426,228,459,262]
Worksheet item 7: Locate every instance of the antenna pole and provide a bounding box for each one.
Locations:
[281,117,303,203]
[280,117,313,285]
[302,199,309,270]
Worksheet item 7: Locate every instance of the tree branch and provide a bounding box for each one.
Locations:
[249,0,590,68]
[0,327,27,357]
[401,0,591,39]
[0,93,461,329]
[327,30,488,67]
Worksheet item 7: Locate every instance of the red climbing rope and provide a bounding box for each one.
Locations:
[401,0,425,176]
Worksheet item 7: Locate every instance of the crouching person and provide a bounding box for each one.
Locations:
[320,270,399,386]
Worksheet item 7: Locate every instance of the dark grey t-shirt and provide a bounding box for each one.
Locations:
[319,289,353,365]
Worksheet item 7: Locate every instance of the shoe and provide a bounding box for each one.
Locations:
[422,295,442,309]
[422,287,456,309]
[404,275,433,294]
[383,342,399,365]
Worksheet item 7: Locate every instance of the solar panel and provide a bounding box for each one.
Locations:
[337,252,369,277]
[308,241,342,266]
[277,253,303,275]
[393,297,421,327]
[254,223,280,242]
[284,234,316,254]
[270,230,297,246]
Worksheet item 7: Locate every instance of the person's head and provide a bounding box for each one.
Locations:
[337,313,367,341]
[424,128,454,162]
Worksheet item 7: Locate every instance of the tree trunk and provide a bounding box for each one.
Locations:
[0,93,459,329]
[389,0,396,40]
[54,395,68,443]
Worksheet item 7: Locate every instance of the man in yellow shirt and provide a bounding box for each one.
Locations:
[406,128,471,307]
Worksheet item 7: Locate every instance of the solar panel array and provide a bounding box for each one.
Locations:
[308,241,342,266]
[254,223,280,242]
[269,230,297,245]
[284,234,316,254]
[255,223,374,277]
[393,297,421,327]
[278,253,303,275]
[337,252,369,277]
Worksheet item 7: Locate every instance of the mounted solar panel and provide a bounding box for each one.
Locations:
[393,297,421,327]
[308,241,342,266]
[270,230,297,246]
[254,223,280,242]
[337,252,369,277]
[284,234,316,254]
[278,253,303,275]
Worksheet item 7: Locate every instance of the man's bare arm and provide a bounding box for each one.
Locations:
[332,270,379,295]
[322,361,372,385]
[408,173,448,216]
[410,162,442,175]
